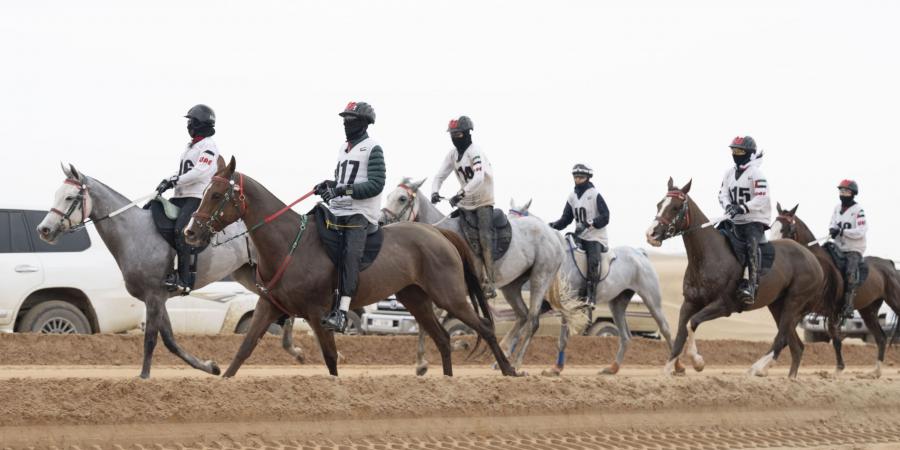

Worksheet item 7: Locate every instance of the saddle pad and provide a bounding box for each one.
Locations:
[312,204,383,271]
[823,242,870,285]
[454,208,513,261]
[142,199,207,252]
[565,234,615,281]
[717,224,775,277]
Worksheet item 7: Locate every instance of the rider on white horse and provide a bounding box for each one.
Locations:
[430,115,497,297]
[829,179,868,319]
[155,104,220,293]
[549,163,609,303]
[314,101,386,333]
[719,135,771,305]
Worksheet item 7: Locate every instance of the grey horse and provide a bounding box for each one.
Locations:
[36,163,305,378]
[380,178,577,373]
[509,198,674,375]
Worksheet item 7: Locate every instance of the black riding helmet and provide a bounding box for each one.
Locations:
[572,163,593,178]
[185,104,216,139]
[339,101,376,124]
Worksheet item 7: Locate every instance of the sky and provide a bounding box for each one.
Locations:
[2,1,898,257]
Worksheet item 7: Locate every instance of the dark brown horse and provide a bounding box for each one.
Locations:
[184,156,517,377]
[773,203,900,378]
[645,178,824,378]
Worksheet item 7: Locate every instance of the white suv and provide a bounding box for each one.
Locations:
[0,208,143,333]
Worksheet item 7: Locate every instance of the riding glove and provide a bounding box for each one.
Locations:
[156,176,178,195]
[430,192,442,204]
[725,203,746,218]
[448,191,465,207]
[829,227,842,238]
[320,185,347,203]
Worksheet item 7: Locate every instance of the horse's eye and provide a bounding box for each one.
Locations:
[211,192,222,200]
[65,196,74,201]
[399,196,407,203]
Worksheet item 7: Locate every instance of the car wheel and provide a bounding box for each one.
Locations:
[586,321,619,337]
[235,315,283,336]
[803,330,830,343]
[444,318,474,337]
[17,301,91,334]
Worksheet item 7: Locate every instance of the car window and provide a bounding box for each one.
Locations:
[24,210,91,252]
[7,211,32,253]
[0,212,11,252]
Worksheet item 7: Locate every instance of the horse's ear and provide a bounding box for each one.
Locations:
[681,179,692,194]
[226,156,237,175]
[509,198,515,209]
[412,178,427,191]
[776,202,783,214]
[216,155,226,172]
[789,204,799,215]
[667,177,674,191]
[61,162,72,178]
[68,164,84,182]
[524,198,532,210]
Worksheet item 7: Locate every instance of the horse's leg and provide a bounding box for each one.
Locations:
[636,276,674,355]
[399,290,453,376]
[510,272,555,372]
[751,298,795,378]
[222,298,281,378]
[858,301,885,379]
[828,314,846,376]
[158,306,220,375]
[435,291,517,377]
[684,298,736,372]
[664,300,700,376]
[416,329,430,376]
[600,292,633,375]
[307,309,340,376]
[498,280,529,359]
[542,315,570,377]
[280,317,306,364]
[139,297,164,379]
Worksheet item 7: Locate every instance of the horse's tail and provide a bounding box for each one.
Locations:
[547,274,588,336]
[437,228,491,357]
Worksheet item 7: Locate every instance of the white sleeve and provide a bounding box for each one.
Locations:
[431,151,454,195]
[718,172,732,209]
[843,209,868,239]
[177,145,218,186]
[828,207,841,230]
[744,170,769,213]
[461,148,486,196]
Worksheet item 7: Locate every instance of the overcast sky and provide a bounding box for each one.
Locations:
[2,1,897,257]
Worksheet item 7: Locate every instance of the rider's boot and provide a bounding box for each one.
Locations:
[476,207,497,298]
[737,242,760,306]
[322,290,349,333]
[165,248,195,295]
[841,288,857,319]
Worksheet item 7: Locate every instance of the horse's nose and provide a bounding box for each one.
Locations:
[184,228,195,239]
[38,226,51,236]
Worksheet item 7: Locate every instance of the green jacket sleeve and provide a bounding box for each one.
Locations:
[350,146,385,200]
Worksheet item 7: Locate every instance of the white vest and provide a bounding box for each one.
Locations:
[830,203,867,254]
[444,144,494,210]
[567,187,608,245]
[718,159,771,225]
[329,137,381,224]
[173,137,219,199]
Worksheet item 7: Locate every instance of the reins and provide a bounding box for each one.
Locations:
[380,183,418,224]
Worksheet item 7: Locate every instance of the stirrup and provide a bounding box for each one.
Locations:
[321,310,348,333]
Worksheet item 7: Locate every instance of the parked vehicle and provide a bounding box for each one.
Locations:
[801,302,900,343]
[0,208,143,333]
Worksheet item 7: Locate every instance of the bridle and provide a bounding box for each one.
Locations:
[653,190,694,241]
[774,213,798,241]
[191,173,247,236]
[380,183,418,224]
[509,208,529,218]
[50,179,91,232]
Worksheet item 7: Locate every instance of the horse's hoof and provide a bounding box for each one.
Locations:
[207,360,221,376]
[416,364,429,377]
[292,348,306,364]
[599,362,620,376]
[515,369,529,377]
[692,355,705,372]
[675,360,687,374]
[138,373,150,380]
[541,366,562,377]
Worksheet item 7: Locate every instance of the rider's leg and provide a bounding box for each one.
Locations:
[737,222,764,305]
[842,251,862,318]
[323,214,368,333]
[474,205,497,298]
[584,240,602,305]
[168,197,201,292]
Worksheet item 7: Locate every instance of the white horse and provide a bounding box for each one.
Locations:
[380,178,578,373]
[509,198,674,375]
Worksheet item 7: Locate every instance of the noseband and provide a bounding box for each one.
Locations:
[380,183,418,224]
[50,179,90,232]
[191,173,247,235]
[654,190,692,240]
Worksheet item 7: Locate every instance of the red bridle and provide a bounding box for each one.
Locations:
[50,179,90,229]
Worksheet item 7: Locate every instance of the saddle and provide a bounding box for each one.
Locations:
[142,197,207,252]
[312,204,384,271]
[452,207,513,261]
[717,222,775,276]
[565,233,616,281]
[823,242,869,284]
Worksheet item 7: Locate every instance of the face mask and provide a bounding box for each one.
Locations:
[344,118,368,140]
[452,132,472,152]
[732,152,752,166]
[840,195,855,208]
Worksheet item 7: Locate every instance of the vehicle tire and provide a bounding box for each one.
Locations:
[444,318,474,337]
[235,315,283,336]
[803,330,830,343]
[16,301,91,334]
[345,310,362,336]
[586,321,619,337]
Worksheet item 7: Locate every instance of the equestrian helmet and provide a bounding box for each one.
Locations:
[447,116,474,133]
[185,104,216,126]
[837,179,859,195]
[339,101,376,124]
[729,135,757,152]
[572,163,593,178]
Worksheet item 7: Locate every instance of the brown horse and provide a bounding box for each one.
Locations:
[184,156,517,377]
[772,203,900,378]
[645,178,824,378]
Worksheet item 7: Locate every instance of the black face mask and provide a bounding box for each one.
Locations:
[840,195,856,208]
[452,132,472,153]
[344,118,368,141]
[187,119,215,140]
[732,151,752,167]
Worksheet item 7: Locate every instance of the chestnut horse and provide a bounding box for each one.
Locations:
[646,178,823,378]
[772,203,900,378]
[184,157,517,377]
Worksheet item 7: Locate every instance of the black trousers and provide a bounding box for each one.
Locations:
[336,214,369,298]
[733,222,766,278]
[844,251,862,289]
[582,240,604,285]
[170,197,201,255]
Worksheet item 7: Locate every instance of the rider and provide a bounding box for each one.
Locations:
[314,101,386,333]
[155,104,219,293]
[718,135,771,305]
[549,164,610,302]
[829,179,867,319]
[430,115,497,298]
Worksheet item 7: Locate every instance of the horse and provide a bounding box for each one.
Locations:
[184,157,518,377]
[772,203,900,378]
[508,198,674,375]
[379,178,577,373]
[645,178,824,378]
[35,163,307,378]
